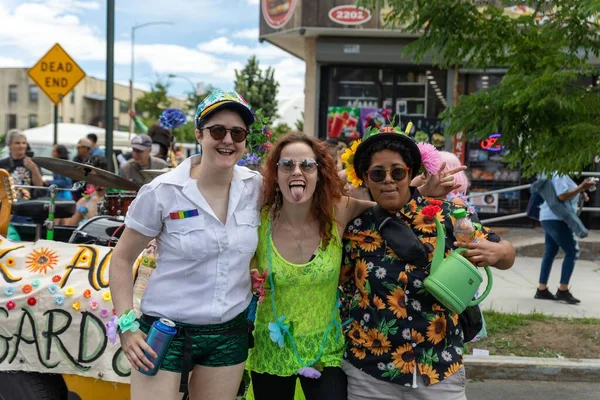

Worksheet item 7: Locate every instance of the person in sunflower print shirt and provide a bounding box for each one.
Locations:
[340,129,515,400]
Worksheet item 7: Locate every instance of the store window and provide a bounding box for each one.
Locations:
[457,72,526,220]
[29,85,38,102]
[6,114,17,130]
[324,66,448,148]
[119,100,129,114]
[8,85,17,102]
[28,114,38,128]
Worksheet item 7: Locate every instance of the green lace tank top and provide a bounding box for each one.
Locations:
[246,211,345,376]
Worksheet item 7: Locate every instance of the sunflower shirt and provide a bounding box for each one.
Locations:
[341,189,500,386]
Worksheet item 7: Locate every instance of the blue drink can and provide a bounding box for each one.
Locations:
[139,318,177,376]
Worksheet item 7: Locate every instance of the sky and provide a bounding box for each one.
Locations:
[0,0,306,104]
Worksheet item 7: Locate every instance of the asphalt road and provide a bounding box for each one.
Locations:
[467,379,600,400]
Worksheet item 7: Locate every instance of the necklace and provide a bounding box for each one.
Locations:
[281,213,305,262]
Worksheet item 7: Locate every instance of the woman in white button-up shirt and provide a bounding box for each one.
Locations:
[110,90,260,400]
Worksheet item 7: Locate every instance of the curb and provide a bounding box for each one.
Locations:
[464,355,600,382]
[514,241,600,261]
[499,228,600,261]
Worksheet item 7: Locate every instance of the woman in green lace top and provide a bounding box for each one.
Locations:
[246,133,460,400]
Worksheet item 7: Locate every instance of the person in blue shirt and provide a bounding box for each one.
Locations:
[536,174,595,304]
[87,133,106,157]
[46,144,73,201]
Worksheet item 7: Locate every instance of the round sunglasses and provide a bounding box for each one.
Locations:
[277,157,319,174]
[203,125,248,143]
[366,166,410,183]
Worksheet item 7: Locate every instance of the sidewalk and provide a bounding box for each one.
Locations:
[476,226,600,317]
[480,256,600,318]
[463,227,600,382]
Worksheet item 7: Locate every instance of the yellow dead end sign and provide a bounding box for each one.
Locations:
[27,43,86,105]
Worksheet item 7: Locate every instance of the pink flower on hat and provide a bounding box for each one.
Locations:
[417,143,442,175]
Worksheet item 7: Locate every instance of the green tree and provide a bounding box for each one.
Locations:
[185,84,214,115]
[273,122,292,139]
[234,55,280,119]
[135,81,172,121]
[363,0,600,176]
[173,122,197,143]
[174,85,215,143]
[295,111,304,132]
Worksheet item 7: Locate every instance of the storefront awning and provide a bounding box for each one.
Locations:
[84,93,106,101]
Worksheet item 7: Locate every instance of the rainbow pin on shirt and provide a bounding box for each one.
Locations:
[169,209,199,220]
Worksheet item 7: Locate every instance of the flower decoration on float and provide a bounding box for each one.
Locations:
[26,247,59,274]
[3,286,15,297]
[237,109,275,169]
[54,294,65,306]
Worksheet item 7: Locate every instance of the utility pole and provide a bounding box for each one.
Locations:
[106,0,115,171]
[129,21,173,137]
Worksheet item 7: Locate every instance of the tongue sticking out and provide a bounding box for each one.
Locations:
[290,186,304,201]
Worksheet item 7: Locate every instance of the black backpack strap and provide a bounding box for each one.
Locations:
[372,206,429,269]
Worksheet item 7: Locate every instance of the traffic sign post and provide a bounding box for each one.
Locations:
[27,44,86,145]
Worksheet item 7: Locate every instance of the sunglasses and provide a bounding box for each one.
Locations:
[366,166,410,183]
[277,157,319,174]
[203,125,248,143]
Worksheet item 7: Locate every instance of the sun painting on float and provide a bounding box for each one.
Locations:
[26,247,59,274]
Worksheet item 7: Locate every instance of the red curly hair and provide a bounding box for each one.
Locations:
[262,132,345,247]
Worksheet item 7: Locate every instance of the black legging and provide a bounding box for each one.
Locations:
[251,367,347,400]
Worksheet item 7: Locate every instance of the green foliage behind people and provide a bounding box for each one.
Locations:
[235,56,280,120]
[361,0,600,176]
[135,81,172,121]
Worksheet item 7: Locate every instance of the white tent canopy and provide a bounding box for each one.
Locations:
[21,123,132,149]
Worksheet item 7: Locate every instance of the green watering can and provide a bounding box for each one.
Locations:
[423,218,493,314]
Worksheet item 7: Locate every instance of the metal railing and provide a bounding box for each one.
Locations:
[466,172,599,224]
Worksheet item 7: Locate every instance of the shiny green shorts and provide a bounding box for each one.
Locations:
[139,312,249,373]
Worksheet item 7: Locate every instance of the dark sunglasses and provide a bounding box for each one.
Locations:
[277,157,319,174]
[366,166,410,183]
[203,125,248,143]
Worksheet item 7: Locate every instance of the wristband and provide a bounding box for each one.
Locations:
[118,309,140,334]
[106,309,139,344]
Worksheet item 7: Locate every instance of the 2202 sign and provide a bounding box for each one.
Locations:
[328,5,372,25]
